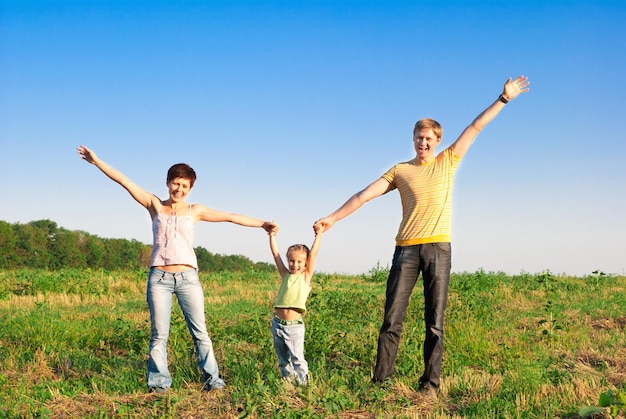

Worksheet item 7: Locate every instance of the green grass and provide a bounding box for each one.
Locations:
[0,267,624,418]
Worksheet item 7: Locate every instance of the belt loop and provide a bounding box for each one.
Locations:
[274,315,303,326]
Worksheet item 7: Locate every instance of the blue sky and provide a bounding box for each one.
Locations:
[1,0,625,276]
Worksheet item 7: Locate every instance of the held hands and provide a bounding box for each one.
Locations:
[313,218,331,234]
[501,75,530,102]
[263,221,279,235]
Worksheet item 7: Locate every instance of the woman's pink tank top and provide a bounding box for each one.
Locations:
[150,204,198,269]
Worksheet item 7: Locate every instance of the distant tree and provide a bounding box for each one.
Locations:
[195,246,258,272]
[101,238,144,270]
[253,261,274,272]
[221,254,254,271]
[49,228,86,269]
[195,246,217,271]
[121,239,145,269]
[80,232,104,268]
[139,244,152,268]
[14,221,52,269]
[0,221,19,268]
[1,219,269,272]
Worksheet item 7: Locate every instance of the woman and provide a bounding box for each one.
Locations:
[77,145,278,393]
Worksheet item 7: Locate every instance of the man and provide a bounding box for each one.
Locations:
[313,75,530,395]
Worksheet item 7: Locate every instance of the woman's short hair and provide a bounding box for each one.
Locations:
[167,163,197,188]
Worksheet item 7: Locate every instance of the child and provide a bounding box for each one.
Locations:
[268,227,323,385]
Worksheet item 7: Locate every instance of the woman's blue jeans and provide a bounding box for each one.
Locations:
[146,268,224,390]
[373,243,451,390]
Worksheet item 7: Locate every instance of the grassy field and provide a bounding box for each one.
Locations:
[0,267,625,418]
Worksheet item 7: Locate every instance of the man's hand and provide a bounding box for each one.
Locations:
[502,75,530,102]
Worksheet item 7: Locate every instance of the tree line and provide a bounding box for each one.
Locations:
[0,219,273,272]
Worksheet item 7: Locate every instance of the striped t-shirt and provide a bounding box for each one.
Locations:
[382,147,461,246]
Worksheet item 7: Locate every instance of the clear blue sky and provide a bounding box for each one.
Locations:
[1,0,625,276]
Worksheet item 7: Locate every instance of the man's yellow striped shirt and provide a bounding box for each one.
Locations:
[382,147,461,246]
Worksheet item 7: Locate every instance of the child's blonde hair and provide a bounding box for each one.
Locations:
[287,244,310,259]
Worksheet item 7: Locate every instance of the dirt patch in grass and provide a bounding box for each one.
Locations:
[44,385,239,419]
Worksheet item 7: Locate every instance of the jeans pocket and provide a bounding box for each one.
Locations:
[181,270,200,284]
[435,242,451,253]
[148,271,164,284]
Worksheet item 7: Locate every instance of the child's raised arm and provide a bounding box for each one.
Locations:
[305,227,323,279]
[269,231,288,279]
